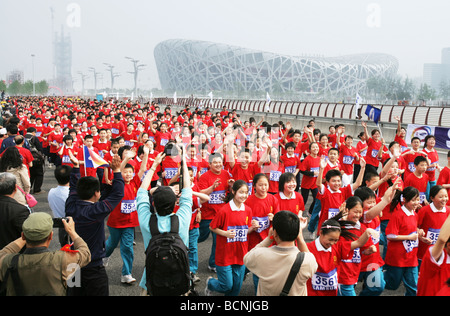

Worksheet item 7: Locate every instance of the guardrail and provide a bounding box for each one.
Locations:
[156,97,450,127]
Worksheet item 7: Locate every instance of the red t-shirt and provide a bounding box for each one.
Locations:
[404,172,429,205]
[384,206,419,267]
[230,162,259,195]
[300,155,320,190]
[245,193,279,250]
[417,246,450,296]
[424,148,440,182]
[317,184,353,232]
[210,202,252,266]
[197,169,231,220]
[274,191,305,216]
[365,137,383,168]
[339,145,357,175]
[417,203,450,259]
[437,166,450,206]
[306,238,352,296]
[106,175,140,228]
[260,161,284,194]
[338,226,374,285]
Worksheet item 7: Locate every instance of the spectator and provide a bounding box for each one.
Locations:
[0,124,18,154]
[65,152,124,296]
[0,172,30,249]
[0,147,31,207]
[244,211,318,296]
[0,213,91,296]
[25,127,45,194]
[48,165,72,246]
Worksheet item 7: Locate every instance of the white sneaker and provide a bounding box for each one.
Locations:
[121,274,136,284]
[204,277,213,296]
[102,256,110,267]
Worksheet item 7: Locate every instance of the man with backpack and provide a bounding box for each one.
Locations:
[136,146,193,296]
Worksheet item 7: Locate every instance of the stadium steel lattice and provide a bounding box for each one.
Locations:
[154,39,399,96]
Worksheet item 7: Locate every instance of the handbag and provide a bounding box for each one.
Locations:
[280,252,305,296]
[16,185,38,208]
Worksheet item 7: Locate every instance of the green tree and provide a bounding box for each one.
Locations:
[35,80,49,95]
[7,80,22,95]
[0,80,6,93]
[439,80,450,100]
[417,83,437,101]
[21,80,33,95]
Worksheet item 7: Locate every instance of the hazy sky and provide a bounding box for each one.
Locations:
[1,0,449,93]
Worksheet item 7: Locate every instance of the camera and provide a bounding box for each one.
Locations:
[53,217,68,228]
[163,141,178,157]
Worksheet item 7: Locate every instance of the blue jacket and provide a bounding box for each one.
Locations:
[65,168,124,268]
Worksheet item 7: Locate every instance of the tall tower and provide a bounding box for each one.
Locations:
[53,25,73,95]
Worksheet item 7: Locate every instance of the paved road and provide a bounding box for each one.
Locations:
[36,165,403,296]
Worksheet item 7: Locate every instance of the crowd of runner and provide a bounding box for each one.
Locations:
[0,95,449,297]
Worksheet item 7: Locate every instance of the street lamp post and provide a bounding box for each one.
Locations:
[88,67,98,95]
[31,54,35,96]
[103,63,120,91]
[77,71,88,97]
[125,56,146,98]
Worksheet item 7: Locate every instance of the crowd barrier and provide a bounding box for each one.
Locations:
[155,97,450,127]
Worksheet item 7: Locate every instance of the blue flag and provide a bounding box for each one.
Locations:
[365,104,382,125]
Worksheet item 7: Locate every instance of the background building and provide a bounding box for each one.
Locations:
[154,39,399,98]
[423,47,450,91]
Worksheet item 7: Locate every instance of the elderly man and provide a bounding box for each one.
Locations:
[0,172,30,249]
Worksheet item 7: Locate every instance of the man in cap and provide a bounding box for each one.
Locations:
[0,213,91,296]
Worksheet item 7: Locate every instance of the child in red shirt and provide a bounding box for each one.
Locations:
[104,146,149,284]
[275,172,305,216]
[404,156,430,206]
[384,186,424,296]
[417,185,450,262]
[206,180,257,296]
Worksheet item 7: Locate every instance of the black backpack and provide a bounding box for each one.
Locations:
[145,214,192,296]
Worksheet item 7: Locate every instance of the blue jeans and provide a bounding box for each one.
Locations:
[189,228,199,274]
[338,284,356,296]
[380,220,389,260]
[426,180,437,202]
[198,219,216,269]
[105,226,135,276]
[384,265,418,296]
[359,267,385,296]
[207,264,246,296]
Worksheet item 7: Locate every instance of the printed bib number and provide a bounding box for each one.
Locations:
[227,225,248,243]
[310,167,319,178]
[371,149,379,158]
[270,170,282,181]
[160,138,169,147]
[426,228,440,245]
[121,200,136,214]
[312,269,338,291]
[62,155,71,163]
[343,155,354,165]
[403,232,418,253]
[328,208,339,219]
[164,168,178,179]
[209,190,226,204]
[285,166,296,174]
[253,216,270,233]
[342,247,361,263]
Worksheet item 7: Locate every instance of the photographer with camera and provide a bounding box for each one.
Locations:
[0,213,91,296]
